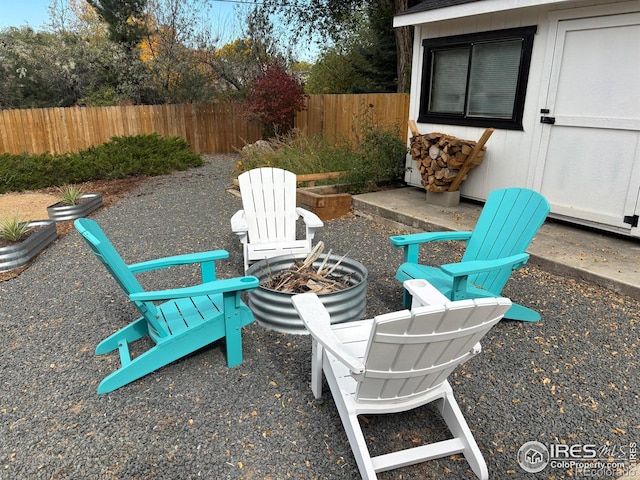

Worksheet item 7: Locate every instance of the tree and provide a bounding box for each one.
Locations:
[1,0,301,107]
[79,0,221,104]
[202,38,265,95]
[257,0,419,92]
[352,0,399,93]
[306,1,399,94]
[78,0,161,104]
[138,0,217,103]
[197,6,292,97]
[305,47,365,94]
[85,0,149,50]
[243,62,307,138]
[392,0,413,93]
[0,26,131,108]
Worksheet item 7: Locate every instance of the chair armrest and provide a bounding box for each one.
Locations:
[440,253,530,277]
[404,279,450,307]
[292,293,365,374]
[295,207,324,229]
[390,231,472,247]
[230,210,248,234]
[390,231,472,263]
[130,276,259,302]
[128,250,229,274]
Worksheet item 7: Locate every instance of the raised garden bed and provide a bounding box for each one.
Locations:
[296,184,352,221]
[295,171,351,220]
[47,193,103,222]
[0,220,58,272]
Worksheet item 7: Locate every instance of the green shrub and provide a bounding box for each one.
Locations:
[0,134,203,194]
[344,122,408,190]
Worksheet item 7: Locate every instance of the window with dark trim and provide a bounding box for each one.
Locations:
[419,26,537,130]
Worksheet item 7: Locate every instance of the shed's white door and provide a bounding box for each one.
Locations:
[536,11,640,237]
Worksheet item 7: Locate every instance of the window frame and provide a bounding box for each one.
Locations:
[418,26,537,130]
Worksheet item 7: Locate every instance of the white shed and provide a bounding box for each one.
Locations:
[394,0,640,238]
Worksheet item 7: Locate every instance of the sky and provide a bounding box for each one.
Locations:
[0,0,52,29]
[0,0,317,61]
[0,1,246,40]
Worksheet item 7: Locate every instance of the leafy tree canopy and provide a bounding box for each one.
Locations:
[243,61,307,138]
[86,0,149,48]
[0,26,135,108]
[256,0,420,92]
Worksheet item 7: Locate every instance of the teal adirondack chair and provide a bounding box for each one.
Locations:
[75,218,259,394]
[390,188,550,322]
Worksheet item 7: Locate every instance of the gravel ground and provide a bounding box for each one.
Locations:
[1,155,638,480]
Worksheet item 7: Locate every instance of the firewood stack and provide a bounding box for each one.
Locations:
[408,123,493,192]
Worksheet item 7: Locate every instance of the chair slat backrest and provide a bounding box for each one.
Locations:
[75,219,165,335]
[356,297,511,402]
[238,168,298,244]
[462,188,550,294]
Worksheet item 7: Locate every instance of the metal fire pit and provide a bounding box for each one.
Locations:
[245,253,368,334]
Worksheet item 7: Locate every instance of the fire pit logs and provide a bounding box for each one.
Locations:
[260,242,354,294]
[245,242,368,334]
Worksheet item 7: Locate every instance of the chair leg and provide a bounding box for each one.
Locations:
[436,387,488,480]
[453,288,540,322]
[95,317,149,355]
[97,333,212,394]
[222,296,252,368]
[310,340,323,399]
[403,288,412,308]
[97,317,232,393]
[503,302,540,322]
[98,343,173,394]
[325,378,378,479]
[243,244,249,274]
[224,317,243,368]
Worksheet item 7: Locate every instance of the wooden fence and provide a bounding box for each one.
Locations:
[0,93,410,156]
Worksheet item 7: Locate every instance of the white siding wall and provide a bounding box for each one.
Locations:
[405,0,629,201]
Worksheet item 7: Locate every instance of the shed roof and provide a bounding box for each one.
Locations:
[394,0,570,27]
[398,0,482,16]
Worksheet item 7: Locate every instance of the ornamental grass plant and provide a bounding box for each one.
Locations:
[236,111,408,194]
[56,184,84,206]
[0,214,32,243]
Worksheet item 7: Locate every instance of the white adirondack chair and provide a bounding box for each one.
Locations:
[231,167,324,272]
[292,279,512,479]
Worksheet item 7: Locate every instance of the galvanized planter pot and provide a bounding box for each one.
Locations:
[0,220,58,272]
[47,193,103,222]
[246,253,368,334]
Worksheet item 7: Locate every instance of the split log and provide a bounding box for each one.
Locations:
[448,128,494,192]
[408,125,493,192]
